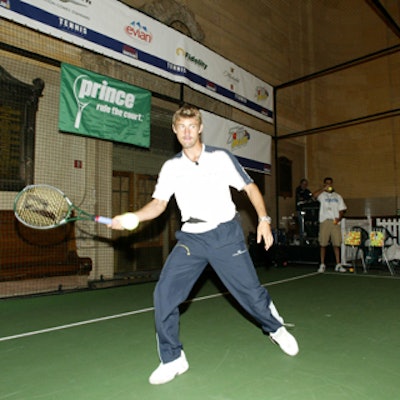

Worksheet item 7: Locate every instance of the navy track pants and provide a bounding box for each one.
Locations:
[153,216,282,363]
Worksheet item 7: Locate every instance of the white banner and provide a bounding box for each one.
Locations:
[1,0,274,122]
[201,110,271,174]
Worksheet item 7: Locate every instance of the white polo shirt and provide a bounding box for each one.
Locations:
[152,144,253,233]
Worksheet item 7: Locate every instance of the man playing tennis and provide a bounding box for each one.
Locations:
[110,104,299,385]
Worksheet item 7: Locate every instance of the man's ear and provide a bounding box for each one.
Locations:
[199,124,204,133]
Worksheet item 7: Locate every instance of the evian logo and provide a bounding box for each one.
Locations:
[125,21,153,44]
[227,126,250,150]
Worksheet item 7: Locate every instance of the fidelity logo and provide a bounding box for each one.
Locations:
[176,48,208,70]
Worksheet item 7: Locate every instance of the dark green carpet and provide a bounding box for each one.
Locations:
[1,266,399,399]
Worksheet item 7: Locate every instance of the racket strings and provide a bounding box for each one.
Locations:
[15,186,70,228]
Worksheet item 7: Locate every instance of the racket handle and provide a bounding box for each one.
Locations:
[95,216,113,225]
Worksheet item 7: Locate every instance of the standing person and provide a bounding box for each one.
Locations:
[313,177,347,273]
[295,178,314,242]
[295,178,313,211]
[110,104,299,385]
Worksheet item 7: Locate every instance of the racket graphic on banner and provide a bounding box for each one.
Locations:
[14,184,112,230]
[73,74,90,129]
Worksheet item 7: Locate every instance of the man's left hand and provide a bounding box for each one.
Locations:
[257,221,274,250]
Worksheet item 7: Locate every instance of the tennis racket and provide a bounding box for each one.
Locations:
[14,184,112,229]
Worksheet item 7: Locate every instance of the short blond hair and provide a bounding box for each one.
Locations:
[172,104,202,125]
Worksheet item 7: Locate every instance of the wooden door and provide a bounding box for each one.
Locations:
[112,171,171,276]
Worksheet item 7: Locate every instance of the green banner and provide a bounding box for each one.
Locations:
[59,63,151,147]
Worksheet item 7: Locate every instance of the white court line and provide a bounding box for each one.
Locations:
[0,307,155,343]
[325,271,400,279]
[0,271,319,343]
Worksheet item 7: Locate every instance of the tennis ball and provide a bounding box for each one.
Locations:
[121,213,139,230]
[349,267,354,273]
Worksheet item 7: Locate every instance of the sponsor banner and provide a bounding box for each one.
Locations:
[201,110,271,174]
[1,0,274,122]
[59,63,151,147]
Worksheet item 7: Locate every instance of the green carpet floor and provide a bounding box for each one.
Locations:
[1,265,399,399]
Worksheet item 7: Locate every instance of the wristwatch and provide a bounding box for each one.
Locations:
[259,216,272,224]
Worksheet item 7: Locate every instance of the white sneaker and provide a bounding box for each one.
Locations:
[317,263,326,273]
[270,326,299,356]
[149,350,189,385]
[335,264,346,273]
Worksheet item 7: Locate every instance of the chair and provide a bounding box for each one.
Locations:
[344,226,369,273]
[366,226,397,276]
